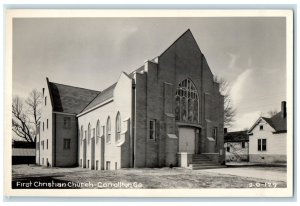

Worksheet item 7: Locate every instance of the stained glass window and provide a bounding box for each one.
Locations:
[175,79,199,123]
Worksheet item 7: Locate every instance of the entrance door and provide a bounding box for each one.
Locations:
[179,128,196,153]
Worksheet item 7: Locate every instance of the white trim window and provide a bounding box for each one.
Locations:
[88,123,91,145]
[106,116,111,143]
[96,120,100,137]
[80,125,83,145]
[116,112,121,142]
[258,138,267,151]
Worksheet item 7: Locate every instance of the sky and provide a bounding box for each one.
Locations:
[12,17,287,131]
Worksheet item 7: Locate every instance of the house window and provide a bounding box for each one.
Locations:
[106,161,111,170]
[213,127,218,139]
[106,116,111,143]
[242,142,245,148]
[63,117,71,129]
[149,120,156,140]
[96,120,100,137]
[116,112,121,142]
[64,139,71,150]
[175,78,199,123]
[45,96,47,106]
[258,139,267,151]
[93,128,95,138]
[43,122,44,131]
[227,147,230,152]
[41,141,44,150]
[36,141,39,150]
[260,125,263,130]
[46,139,48,149]
[47,119,48,129]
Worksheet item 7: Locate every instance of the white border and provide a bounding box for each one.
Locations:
[4,9,294,197]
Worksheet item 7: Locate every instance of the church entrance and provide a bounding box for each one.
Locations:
[178,127,201,154]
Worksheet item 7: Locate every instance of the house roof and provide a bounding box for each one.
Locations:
[224,131,249,142]
[12,148,35,156]
[81,83,117,113]
[248,111,287,133]
[262,111,287,133]
[48,82,100,114]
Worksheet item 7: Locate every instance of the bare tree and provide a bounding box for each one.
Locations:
[12,89,42,142]
[25,89,42,129]
[214,76,236,128]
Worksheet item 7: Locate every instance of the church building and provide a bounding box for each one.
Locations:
[36,29,225,170]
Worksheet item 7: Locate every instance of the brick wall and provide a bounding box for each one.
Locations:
[133,30,224,167]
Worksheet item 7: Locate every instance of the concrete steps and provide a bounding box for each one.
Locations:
[189,154,226,170]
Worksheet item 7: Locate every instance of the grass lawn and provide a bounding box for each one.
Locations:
[12,164,287,189]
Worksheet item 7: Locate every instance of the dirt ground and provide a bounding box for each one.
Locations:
[12,165,287,189]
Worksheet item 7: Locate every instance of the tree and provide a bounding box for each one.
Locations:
[12,89,42,142]
[214,76,236,128]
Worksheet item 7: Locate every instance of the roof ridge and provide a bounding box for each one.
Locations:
[50,81,100,93]
[79,90,103,113]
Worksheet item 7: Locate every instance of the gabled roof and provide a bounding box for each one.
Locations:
[160,29,202,57]
[81,83,117,113]
[48,82,100,114]
[224,131,249,143]
[262,111,287,133]
[248,111,287,133]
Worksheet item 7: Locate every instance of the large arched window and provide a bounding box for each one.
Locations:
[106,116,111,143]
[88,123,91,145]
[175,79,199,123]
[115,112,121,142]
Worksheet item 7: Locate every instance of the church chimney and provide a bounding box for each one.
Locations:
[281,101,287,118]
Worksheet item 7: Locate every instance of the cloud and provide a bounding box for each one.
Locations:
[230,111,261,131]
[230,68,253,106]
[113,26,138,52]
[227,52,238,68]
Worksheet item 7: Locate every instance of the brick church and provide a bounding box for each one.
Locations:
[36,29,225,170]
